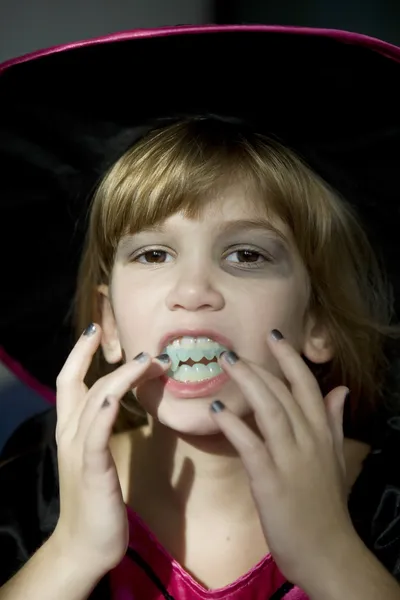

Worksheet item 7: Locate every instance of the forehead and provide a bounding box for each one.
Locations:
[190,185,289,229]
[122,184,295,245]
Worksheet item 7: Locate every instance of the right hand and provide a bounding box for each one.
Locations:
[51,323,170,577]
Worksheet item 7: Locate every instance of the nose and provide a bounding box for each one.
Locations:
[165,262,225,312]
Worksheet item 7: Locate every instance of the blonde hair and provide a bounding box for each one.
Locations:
[74,118,400,437]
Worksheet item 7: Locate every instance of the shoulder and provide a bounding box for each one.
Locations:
[349,413,400,580]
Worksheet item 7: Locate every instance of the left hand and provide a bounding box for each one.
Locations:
[210,329,356,587]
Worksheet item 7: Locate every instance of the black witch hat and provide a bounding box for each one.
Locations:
[1,25,400,431]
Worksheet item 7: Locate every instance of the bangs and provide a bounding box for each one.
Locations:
[91,119,340,278]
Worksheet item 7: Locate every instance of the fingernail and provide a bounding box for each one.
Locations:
[221,351,238,364]
[83,323,96,336]
[270,329,284,341]
[211,400,225,413]
[133,352,149,362]
[155,353,170,364]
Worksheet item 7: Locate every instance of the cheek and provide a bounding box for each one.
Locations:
[246,279,306,321]
[111,277,157,352]
[241,283,307,349]
[111,268,173,356]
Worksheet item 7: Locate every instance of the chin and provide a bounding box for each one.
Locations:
[136,377,250,436]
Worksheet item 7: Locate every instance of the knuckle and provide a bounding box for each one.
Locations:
[55,421,66,442]
[56,371,68,389]
[56,424,74,449]
[251,468,271,492]
[56,367,77,390]
[247,450,269,480]
[243,435,265,455]
[260,402,285,426]
[301,430,318,455]
[323,428,336,452]
[270,402,284,420]
[82,446,106,474]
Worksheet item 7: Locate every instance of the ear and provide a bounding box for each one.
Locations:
[97,284,123,364]
[302,313,334,364]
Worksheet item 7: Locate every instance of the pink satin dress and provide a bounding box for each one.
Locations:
[109,505,309,600]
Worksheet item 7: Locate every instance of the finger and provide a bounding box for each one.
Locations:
[210,400,275,481]
[133,354,172,388]
[267,330,327,428]
[56,323,101,423]
[89,353,171,398]
[77,354,170,439]
[325,387,348,474]
[84,395,121,475]
[240,359,309,440]
[218,352,295,444]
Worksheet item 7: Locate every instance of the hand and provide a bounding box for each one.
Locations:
[52,323,171,577]
[210,329,354,587]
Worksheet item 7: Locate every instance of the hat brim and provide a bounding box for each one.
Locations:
[1,25,400,389]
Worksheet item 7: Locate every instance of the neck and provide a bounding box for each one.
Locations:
[130,417,260,524]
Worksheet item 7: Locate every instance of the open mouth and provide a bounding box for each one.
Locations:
[163,336,228,382]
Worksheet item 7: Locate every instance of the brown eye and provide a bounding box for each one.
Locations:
[236,250,262,263]
[225,247,273,269]
[135,249,172,264]
[227,250,266,264]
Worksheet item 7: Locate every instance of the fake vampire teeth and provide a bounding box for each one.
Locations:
[162,336,228,382]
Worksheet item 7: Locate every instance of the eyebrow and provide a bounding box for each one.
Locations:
[126,218,288,241]
[213,218,288,241]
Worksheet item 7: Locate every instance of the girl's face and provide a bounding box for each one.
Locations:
[101,185,333,435]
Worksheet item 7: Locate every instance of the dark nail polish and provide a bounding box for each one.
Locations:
[270,329,284,341]
[133,352,148,362]
[156,353,170,364]
[211,400,225,413]
[101,397,111,409]
[83,323,96,336]
[222,351,238,364]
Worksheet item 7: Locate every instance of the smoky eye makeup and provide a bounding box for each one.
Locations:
[223,231,291,258]
[116,225,294,267]
[117,233,168,258]
[219,229,295,276]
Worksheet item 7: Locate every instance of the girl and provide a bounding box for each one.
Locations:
[0,25,400,600]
